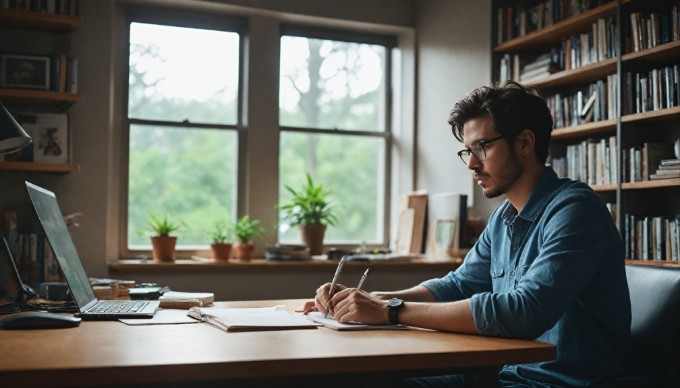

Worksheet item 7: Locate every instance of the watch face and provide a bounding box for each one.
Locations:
[388,298,403,308]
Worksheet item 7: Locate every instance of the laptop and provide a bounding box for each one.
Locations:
[25,182,159,320]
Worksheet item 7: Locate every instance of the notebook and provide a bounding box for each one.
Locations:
[25,182,159,320]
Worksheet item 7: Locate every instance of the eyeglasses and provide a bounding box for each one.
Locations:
[457,135,507,165]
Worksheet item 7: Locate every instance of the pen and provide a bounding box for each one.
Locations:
[356,265,371,290]
[325,255,347,318]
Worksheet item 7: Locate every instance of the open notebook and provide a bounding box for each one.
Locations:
[187,306,319,332]
[305,311,407,331]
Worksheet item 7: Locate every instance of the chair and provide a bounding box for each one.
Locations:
[594,264,680,388]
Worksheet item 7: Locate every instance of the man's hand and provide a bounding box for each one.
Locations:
[306,282,348,316]
[330,288,389,324]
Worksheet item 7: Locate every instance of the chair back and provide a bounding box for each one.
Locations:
[625,264,680,382]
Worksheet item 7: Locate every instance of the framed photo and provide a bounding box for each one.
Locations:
[0,54,50,90]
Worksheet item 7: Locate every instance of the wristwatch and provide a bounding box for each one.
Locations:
[387,298,405,324]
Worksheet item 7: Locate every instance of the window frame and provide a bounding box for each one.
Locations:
[278,25,396,245]
[121,9,247,258]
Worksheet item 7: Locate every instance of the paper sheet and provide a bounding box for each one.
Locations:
[119,308,198,325]
[305,311,407,331]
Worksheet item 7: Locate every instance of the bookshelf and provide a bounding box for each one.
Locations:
[492,0,680,266]
[0,4,82,173]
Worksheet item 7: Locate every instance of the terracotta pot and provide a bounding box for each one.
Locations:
[232,240,255,261]
[299,224,327,256]
[150,236,177,262]
[211,243,232,261]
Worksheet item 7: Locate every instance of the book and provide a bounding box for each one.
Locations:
[641,143,675,181]
[187,306,319,332]
[650,171,680,180]
[395,208,415,255]
[159,291,214,309]
[305,311,407,331]
[426,193,468,259]
[399,191,428,254]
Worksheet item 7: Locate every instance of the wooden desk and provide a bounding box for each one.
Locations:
[0,299,555,387]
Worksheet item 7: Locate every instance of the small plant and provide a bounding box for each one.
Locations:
[279,173,337,227]
[145,214,182,237]
[209,220,233,244]
[234,215,264,243]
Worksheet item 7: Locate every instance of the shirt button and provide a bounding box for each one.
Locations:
[510,271,515,277]
[512,246,518,251]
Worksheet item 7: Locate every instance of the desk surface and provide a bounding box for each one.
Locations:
[0,299,555,386]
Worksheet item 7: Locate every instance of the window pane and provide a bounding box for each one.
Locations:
[128,124,237,248]
[279,36,386,131]
[279,132,385,243]
[129,23,239,125]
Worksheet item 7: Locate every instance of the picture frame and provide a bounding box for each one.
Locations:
[6,114,70,164]
[0,54,50,90]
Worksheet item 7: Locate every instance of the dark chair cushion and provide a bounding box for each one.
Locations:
[625,265,680,382]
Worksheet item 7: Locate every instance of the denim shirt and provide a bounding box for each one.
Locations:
[421,168,631,387]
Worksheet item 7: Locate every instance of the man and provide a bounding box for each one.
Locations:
[309,81,631,386]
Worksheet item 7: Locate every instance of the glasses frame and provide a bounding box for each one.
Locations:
[457,135,507,165]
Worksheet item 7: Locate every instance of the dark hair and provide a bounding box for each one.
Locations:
[448,81,553,163]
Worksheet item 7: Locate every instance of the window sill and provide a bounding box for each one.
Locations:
[109,257,464,273]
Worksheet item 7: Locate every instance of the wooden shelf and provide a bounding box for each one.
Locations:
[0,161,80,173]
[0,8,82,32]
[524,58,617,89]
[626,259,680,267]
[621,178,680,190]
[494,1,621,53]
[621,106,680,124]
[622,39,680,64]
[0,88,83,111]
[592,184,617,192]
[550,119,616,140]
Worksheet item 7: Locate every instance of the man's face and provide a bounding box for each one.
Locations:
[461,117,523,198]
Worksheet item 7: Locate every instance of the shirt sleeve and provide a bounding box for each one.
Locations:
[470,191,614,339]
[419,207,499,301]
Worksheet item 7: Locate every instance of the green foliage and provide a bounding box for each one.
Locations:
[144,214,182,237]
[279,173,338,227]
[209,220,233,244]
[234,215,264,243]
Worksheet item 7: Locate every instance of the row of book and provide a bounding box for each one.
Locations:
[1,210,64,287]
[53,54,78,94]
[498,14,618,84]
[623,65,680,115]
[551,136,618,186]
[545,75,617,129]
[624,213,680,261]
[623,143,680,182]
[626,8,680,54]
[0,0,79,15]
[496,0,607,45]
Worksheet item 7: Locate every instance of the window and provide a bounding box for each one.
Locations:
[279,28,394,244]
[126,19,241,250]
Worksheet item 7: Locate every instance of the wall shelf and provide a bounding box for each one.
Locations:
[0,161,80,173]
[0,88,83,112]
[0,8,82,32]
[622,178,680,190]
[551,120,617,140]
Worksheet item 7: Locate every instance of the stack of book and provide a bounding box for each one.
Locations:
[650,159,680,180]
[519,52,560,81]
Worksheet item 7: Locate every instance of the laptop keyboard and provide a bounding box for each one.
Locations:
[87,300,149,314]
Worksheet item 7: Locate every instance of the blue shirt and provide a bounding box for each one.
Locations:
[421,167,631,387]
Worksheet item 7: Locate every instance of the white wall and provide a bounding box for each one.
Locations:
[415,0,502,219]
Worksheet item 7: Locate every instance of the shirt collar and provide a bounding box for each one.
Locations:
[501,167,561,224]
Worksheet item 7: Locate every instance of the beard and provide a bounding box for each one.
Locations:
[478,153,523,199]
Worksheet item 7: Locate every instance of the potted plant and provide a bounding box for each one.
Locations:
[232,215,264,261]
[145,214,182,263]
[278,173,337,255]
[209,220,233,261]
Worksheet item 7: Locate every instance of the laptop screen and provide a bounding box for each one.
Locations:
[25,182,96,310]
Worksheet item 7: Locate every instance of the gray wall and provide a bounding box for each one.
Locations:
[2,0,494,300]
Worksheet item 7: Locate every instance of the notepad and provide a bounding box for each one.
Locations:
[187,306,319,332]
[305,311,408,331]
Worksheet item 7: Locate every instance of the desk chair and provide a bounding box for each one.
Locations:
[595,264,680,388]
